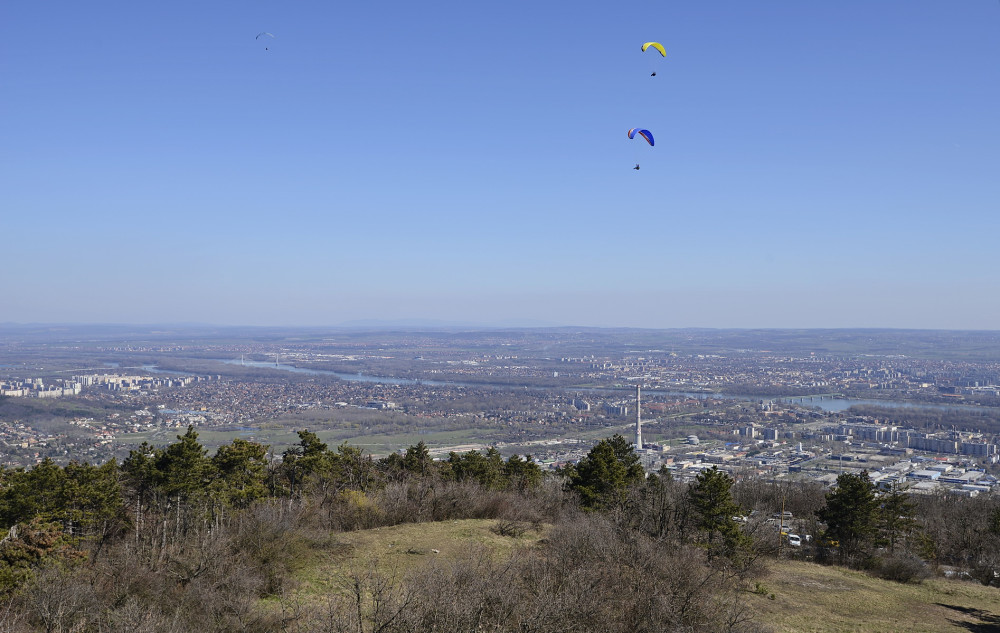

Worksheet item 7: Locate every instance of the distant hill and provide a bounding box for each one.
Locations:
[335,318,563,329]
[3,323,1000,360]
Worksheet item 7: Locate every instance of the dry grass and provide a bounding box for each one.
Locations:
[753,559,1000,633]
[296,518,548,597]
[290,520,1000,633]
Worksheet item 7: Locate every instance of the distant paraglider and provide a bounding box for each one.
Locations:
[641,41,666,76]
[628,128,653,171]
[628,42,666,170]
[627,128,654,146]
[256,32,274,50]
[640,42,666,56]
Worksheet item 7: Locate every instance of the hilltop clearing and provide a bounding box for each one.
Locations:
[295,519,1000,633]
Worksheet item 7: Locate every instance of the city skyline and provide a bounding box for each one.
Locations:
[3,1,999,329]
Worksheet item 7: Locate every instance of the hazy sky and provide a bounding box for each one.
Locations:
[3,1,998,329]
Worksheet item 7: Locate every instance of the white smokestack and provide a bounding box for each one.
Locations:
[635,385,643,450]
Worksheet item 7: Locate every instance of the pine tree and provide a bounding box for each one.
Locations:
[445,448,504,489]
[877,483,917,554]
[687,467,748,560]
[402,441,434,477]
[502,454,543,492]
[155,425,213,502]
[280,429,334,494]
[817,471,879,565]
[567,434,644,511]
[211,438,269,508]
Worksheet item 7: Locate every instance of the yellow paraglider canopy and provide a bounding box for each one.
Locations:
[641,42,666,57]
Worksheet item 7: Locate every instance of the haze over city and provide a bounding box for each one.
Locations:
[3,1,998,329]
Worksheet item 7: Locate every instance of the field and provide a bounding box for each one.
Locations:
[296,519,1000,633]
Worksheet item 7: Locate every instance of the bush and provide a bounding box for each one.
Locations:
[870,554,932,584]
[491,520,530,538]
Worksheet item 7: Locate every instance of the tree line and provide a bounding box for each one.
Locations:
[0,429,998,632]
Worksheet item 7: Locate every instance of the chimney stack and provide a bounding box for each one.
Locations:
[635,384,643,450]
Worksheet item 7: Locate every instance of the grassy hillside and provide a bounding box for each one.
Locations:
[298,519,1000,633]
[752,558,1000,633]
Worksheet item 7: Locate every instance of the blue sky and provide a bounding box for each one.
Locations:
[3,1,998,329]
